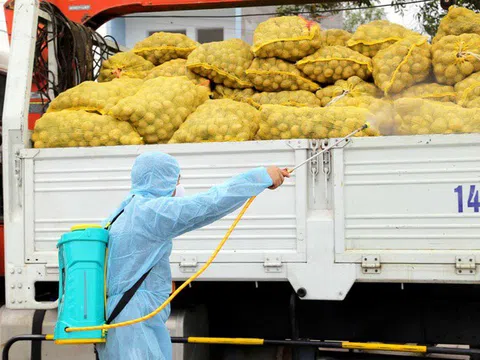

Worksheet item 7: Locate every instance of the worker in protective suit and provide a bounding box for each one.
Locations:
[96,151,289,360]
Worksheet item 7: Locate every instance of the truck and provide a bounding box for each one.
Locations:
[1,0,480,359]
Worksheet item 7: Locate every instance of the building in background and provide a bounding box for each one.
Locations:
[103,7,344,48]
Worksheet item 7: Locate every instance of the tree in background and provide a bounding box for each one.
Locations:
[343,7,387,32]
[276,0,480,37]
[417,0,480,36]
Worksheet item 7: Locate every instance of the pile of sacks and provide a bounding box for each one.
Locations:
[32,7,480,148]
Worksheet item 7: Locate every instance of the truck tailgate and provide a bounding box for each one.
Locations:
[333,134,480,265]
[21,140,309,270]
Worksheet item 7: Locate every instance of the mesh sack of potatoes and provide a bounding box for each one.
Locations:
[169,99,259,143]
[329,95,396,135]
[248,90,321,109]
[47,78,144,114]
[246,58,319,92]
[186,39,253,89]
[144,59,209,85]
[320,29,352,47]
[98,52,154,82]
[252,16,322,61]
[392,83,456,102]
[432,34,480,85]
[257,104,380,140]
[212,85,257,103]
[109,76,210,144]
[347,20,418,58]
[433,7,480,43]
[393,98,480,135]
[315,76,381,107]
[31,110,143,148]
[373,36,431,95]
[296,46,372,84]
[132,32,198,66]
[454,72,480,108]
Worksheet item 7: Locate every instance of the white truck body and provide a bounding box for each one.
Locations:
[5,134,480,309]
[3,0,480,311]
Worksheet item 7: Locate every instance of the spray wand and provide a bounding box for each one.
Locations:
[289,123,369,173]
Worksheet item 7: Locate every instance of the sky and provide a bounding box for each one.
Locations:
[382,0,425,33]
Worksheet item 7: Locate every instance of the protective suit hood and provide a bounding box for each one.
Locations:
[131,152,180,198]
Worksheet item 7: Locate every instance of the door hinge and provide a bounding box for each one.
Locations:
[264,256,283,273]
[361,255,381,274]
[456,256,476,275]
[14,151,23,188]
[179,257,198,273]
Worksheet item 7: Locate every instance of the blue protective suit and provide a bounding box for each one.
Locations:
[97,152,273,360]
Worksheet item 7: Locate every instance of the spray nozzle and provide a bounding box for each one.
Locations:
[362,122,370,130]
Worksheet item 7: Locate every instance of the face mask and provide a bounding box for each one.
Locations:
[174,184,185,198]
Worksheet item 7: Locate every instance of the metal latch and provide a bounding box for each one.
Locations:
[309,140,320,204]
[321,139,331,203]
[179,257,198,273]
[264,257,282,273]
[361,255,381,274]
[456,256,476,275]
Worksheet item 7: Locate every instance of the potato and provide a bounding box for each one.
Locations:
[257,104,380,140]
[170,99,259,143]
[347,20,418,57]
[246,57,319,92]
[145,59,209,85]
[432,34,480,85]
[212,85,257,103]
[320,29,352,47]
[393,98,480,135]
[315,76,380,106]
[132,32,198,65]
[98,52,154,82]
[109,77,210,144]
[373,36,431,95]
[454,72,480,108]
[330,95,395,135]
[187,39,253,88]
[31,110,143,148]
[249,90,321,108]
[296,46,372,84]
[252,16,322,61]
[393,83,456,102]
[47,78,143,114]
[433,7,480,43]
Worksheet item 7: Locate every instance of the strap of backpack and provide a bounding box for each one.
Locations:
[104,195,151,325]
[104,209,124,230]
[105,267,153,324]
[104,195,134,230]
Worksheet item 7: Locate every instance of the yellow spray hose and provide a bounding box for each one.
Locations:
[66,196,257,333]
[66,124,368,334]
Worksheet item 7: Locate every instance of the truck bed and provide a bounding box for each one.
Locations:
[6,134,480,309]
